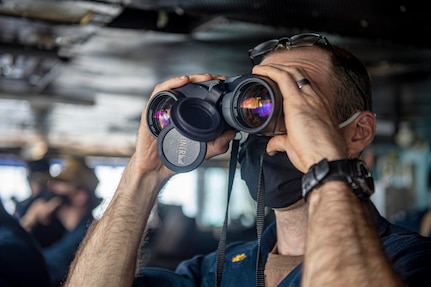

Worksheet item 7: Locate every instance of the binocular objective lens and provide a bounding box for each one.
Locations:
[153,97,175,134]
[238,85,273,128]
[155,109,170,129]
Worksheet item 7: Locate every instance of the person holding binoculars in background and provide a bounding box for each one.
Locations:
[65,33,431,287]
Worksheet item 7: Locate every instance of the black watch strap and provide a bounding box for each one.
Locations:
[302,158,374,200]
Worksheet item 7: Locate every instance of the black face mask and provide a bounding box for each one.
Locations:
[238,135,304,208]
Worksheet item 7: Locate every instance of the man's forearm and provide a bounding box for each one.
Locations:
[302,181,404,287]
[65,156,169,287]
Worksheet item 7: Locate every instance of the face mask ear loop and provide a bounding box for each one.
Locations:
[338,111,361,128]
[255,153,266,287]
[215,138,240,287]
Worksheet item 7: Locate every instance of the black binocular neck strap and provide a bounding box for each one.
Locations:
[255,153,266,287]
[215,138,240,287]
[215,141,266,287]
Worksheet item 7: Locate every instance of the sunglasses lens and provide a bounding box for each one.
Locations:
[290,34,321,47]
[249,39,279,63]
[249,34,324,65]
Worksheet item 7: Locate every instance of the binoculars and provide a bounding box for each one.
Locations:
[146,74,285,172]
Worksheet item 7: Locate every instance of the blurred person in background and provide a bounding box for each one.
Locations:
[14,157,52,216]
[18,156,101,286]
[14,157,65,248]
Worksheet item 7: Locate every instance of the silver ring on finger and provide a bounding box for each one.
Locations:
[296,78,310,89]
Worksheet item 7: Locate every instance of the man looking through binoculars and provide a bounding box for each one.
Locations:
[65,33,431,287]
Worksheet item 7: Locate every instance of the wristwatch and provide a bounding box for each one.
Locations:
[301,158,374,200]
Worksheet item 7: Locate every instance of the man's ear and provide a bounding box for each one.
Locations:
[344,111,376,157]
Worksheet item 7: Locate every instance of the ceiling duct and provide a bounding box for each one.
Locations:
[0,0,121,24]
[0,53,59,93]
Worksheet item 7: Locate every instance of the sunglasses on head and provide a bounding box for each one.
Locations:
[248,32,371,112]
[248,33,331,66]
